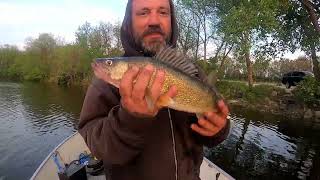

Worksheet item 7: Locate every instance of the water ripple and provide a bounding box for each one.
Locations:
[208,111,320,179]
[1,82,319,180]
[0,82,83,179]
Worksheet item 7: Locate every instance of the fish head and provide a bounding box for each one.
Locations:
[93,58,129,88]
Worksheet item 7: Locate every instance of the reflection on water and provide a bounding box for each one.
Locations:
[20,82,84,135]
[206,108,320,180]
[0,82,85,180]
[0,82,319,180]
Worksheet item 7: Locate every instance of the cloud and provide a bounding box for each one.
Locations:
[0,2,122,26]
[0,1,126,48]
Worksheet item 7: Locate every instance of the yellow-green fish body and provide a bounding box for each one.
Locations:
[93,49,220,114]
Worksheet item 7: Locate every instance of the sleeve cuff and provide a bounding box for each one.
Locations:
[117,106,155,134]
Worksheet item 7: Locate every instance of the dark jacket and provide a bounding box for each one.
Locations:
[79,78,230,180]
[78,0,230,179]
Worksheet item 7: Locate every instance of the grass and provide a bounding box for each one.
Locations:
[216,80,285,104]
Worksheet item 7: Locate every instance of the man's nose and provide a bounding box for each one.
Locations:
[147,12,161,26]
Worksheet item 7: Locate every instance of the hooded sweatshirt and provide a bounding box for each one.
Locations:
[78,0,230,180]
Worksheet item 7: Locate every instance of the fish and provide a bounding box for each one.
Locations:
[92,47,222,114]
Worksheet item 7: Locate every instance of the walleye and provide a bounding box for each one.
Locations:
[92,48,221,114]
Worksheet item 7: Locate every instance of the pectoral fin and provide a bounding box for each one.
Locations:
[196,113,203,119]
[156,94,175,108]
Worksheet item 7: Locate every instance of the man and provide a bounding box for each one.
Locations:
[78,0,230,179]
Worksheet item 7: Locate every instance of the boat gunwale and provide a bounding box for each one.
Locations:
[30,132,235,180]
[203,157,235,180]
[30,132,78,180]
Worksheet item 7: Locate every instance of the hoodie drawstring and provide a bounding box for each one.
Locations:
[168,108,178,180]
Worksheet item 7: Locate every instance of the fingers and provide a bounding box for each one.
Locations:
[150,69,166,101]
[195,118,221,136]
[204,111,226,128]
[119,66,139,99]
[198,118,216,132]
[132,64,155,101]
[217,100,229,118]
[192,100,229,137]
[191,124,216,137]
[165,85,178,98]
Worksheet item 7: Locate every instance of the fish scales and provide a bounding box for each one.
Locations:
[158,65,216,113]
[94,53,219,114]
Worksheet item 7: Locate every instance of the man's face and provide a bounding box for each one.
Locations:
[132,0,172,55]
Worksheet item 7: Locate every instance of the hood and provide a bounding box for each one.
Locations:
[120,0,178,57]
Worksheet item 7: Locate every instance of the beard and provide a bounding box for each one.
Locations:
[141,38,166,56]
[134,25,171,56]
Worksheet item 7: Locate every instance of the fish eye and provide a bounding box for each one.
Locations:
[106,60,113,66]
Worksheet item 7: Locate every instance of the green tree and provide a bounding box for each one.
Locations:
[253,56,271,81]
[299,0,320,33]
[216,0,281,89]
[76,22,92,49]
[178,0,217,61]
[175,2,199,55]
[75,22,103,80]
[277,0,320,81]
[113,21,123,52]
[0,45,20,78]
[25,33,58,77]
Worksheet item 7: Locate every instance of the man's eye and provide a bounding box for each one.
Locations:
[160,11,169,15]
[160,11,169,16]
[137,11,148,16]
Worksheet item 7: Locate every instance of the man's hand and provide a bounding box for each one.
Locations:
[191,100,229,137]
[120,64,177,117]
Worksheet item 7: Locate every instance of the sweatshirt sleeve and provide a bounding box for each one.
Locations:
[78,78,155,165]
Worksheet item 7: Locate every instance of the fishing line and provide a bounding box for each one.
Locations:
[168,108,178,180]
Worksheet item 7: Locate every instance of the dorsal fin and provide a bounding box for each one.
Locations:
[154,47,198,77]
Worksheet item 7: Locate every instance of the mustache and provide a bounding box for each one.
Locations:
[142,26,165,37]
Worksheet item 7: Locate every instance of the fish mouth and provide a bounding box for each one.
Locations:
[92,63,111,81]
[92,62,121,88]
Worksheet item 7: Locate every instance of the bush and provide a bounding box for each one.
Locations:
[293,77,320,106]
[23,67,45,81]
[252,84,274,98]
[216,80,281,103]
[216,80,248,99]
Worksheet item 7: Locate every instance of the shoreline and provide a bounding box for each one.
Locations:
[1,79,319,121]
[227,97,320,121]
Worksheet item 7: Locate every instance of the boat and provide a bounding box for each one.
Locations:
[31,132,235,180]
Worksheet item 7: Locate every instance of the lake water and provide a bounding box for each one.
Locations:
[0,82,319,180]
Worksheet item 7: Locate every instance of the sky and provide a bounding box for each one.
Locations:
[0,0,308,59]
[0,0,127,49]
